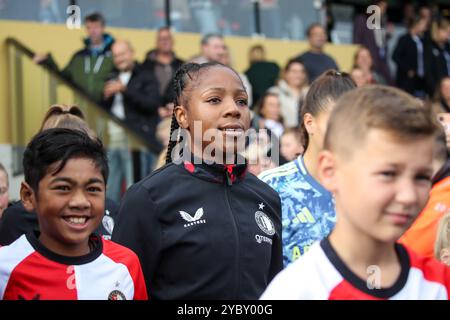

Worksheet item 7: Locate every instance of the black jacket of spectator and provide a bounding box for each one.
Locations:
[0,199,119,246]
[353,13,394,85]
[424,41,450,97]
[393,33,425,95]
[103,62,162,154]
[143,50,184,107]
[295,51,338,82]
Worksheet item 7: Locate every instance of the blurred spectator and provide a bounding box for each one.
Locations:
[269,59,309,128]
[353,0,394,85]
[189,33,226,63]
[218,44,253,106]
[33,13,115,102]
[350,68,369,87]
[393,15,428,98]
[295,23,338,82]
[144,27,184,118]
[245,44,280,108]
[353,46,387,84]
[280,128,304,162]
[103,40,161,183]
[433,77,450,114]
[0,163,9,219]
[424,19,450,98]
[254,92,284,138]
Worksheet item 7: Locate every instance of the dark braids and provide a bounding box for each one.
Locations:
[166,62,241,164]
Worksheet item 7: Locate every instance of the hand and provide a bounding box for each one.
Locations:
[103,80,125,99]
[33,52,49,64]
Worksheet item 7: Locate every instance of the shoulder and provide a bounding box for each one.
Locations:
[0,202,37,246]
[296,52,309,60]
[243,172,280,201]
[101,239,141,267]
[71,48,88,59]
[1,202,28,221]
[405,245,450,289]
[139,162,183,189]
[324,53,337,63]
[258,160,299,185]
[122,163,184,204]
[261,243,332,299]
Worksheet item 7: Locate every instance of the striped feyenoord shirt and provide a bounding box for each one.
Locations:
[261,238,450,300]
[0,233,147,300]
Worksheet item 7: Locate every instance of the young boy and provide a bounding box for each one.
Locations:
[261,85,450,299]
[0,128,147,300]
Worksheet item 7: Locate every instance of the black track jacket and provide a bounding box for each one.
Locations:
[112,159,282,299]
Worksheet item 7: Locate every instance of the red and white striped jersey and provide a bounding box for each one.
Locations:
[261,238,450,300]
[0,233,148,300]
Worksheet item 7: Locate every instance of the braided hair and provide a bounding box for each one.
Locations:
[165,62,243,164]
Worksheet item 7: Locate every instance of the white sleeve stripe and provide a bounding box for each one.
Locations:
[0,235,36,299]
[74,254,135,300]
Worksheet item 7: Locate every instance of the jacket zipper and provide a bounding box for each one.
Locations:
[224,171,240,298]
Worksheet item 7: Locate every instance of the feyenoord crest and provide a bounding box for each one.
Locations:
[255,211,275,236]
[108,290,126,300]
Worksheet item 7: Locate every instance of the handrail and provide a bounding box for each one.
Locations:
[6,37,159,153]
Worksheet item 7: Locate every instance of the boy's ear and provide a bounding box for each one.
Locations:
[439,248,450,265]
[303,113,315,135]
[20,181,36,213]
[174,105,189,129]
[317,150,337,192]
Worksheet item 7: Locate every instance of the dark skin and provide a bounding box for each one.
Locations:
[174,66,251,164]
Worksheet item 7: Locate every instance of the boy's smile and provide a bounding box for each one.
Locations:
[24,157,105,257]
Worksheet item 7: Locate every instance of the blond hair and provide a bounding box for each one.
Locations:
[324,85,440,158]
[435,213,450,260]
[40,104,97,139]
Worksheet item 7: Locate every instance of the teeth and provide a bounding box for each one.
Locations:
[66,217,87,225]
